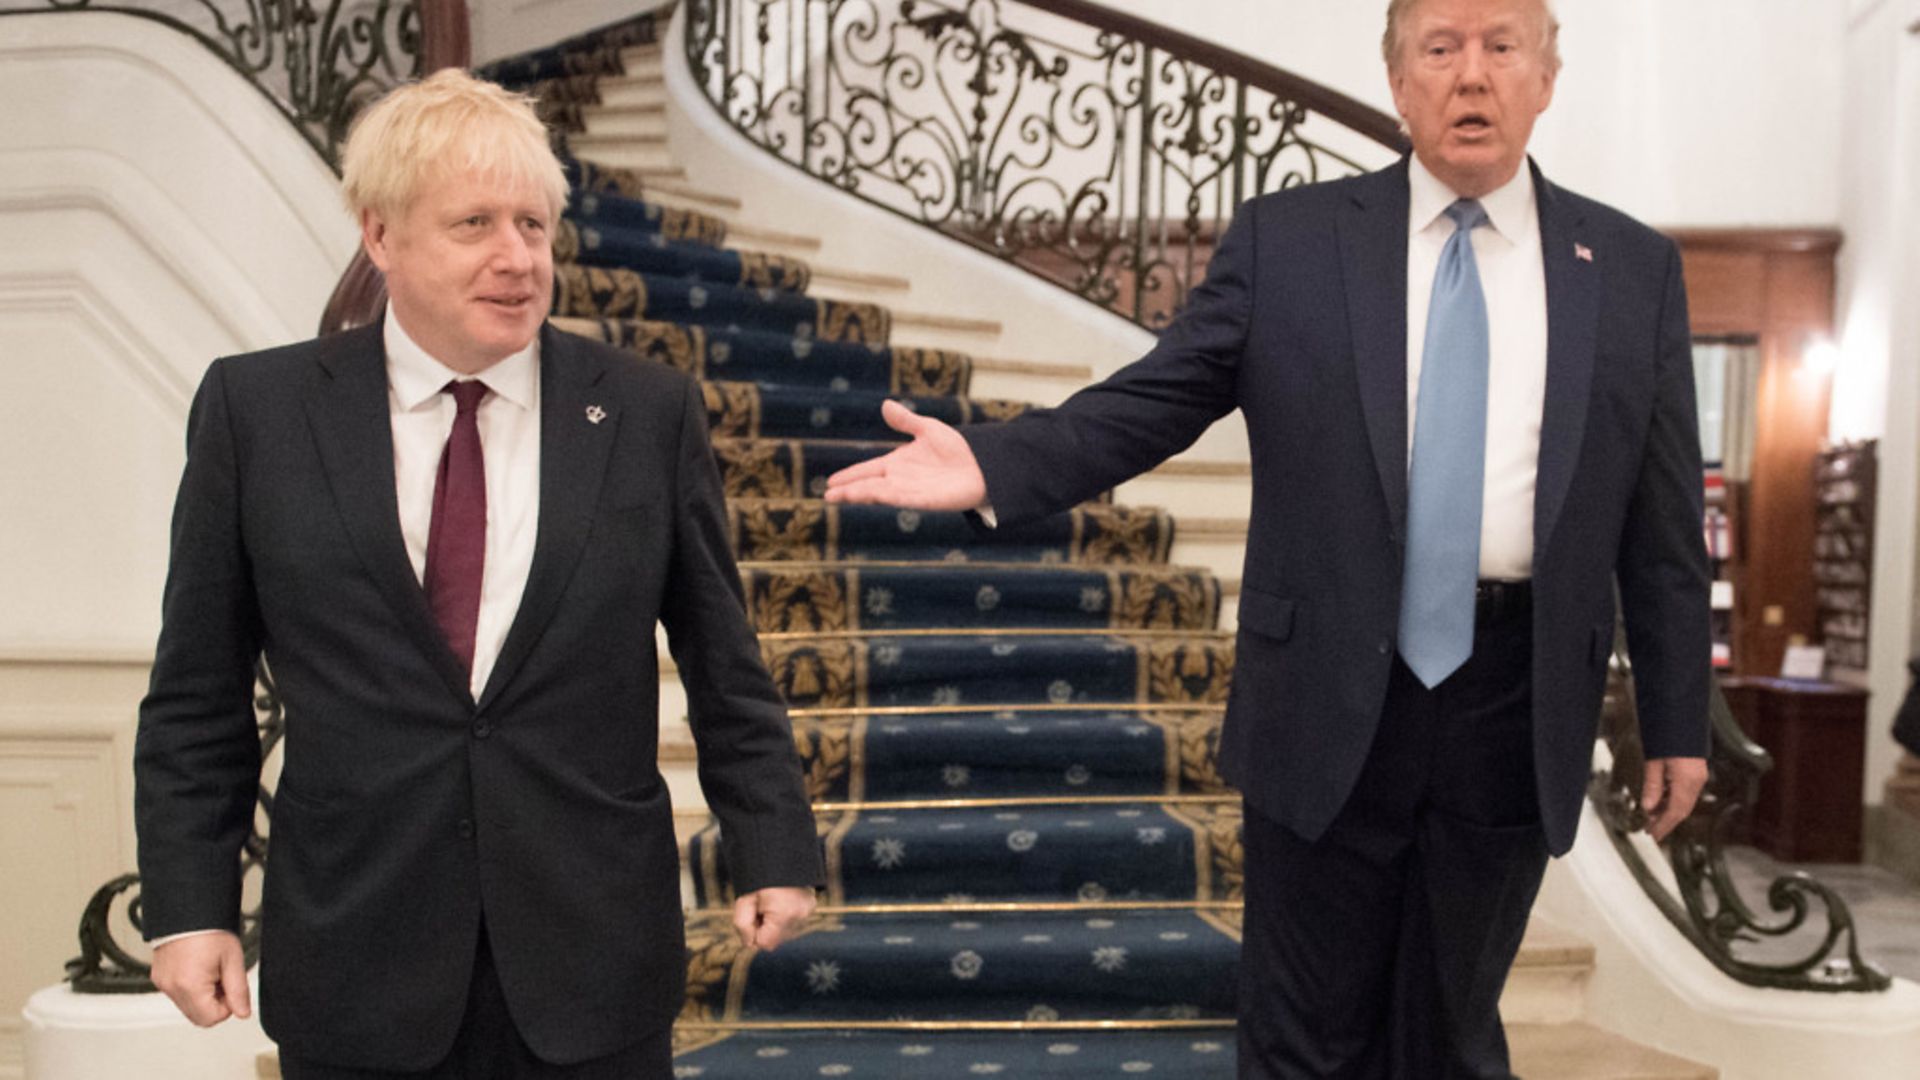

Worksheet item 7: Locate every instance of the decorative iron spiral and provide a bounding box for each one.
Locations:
[0,0,423,170]
[66,661,285,994]
[683,0,1393,329]
[1591,644,1890,993]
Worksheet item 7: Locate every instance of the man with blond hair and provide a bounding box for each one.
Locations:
[826,0,1709,1075]
[135,68,822,1078]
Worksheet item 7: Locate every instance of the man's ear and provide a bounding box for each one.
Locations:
[360,208,393,273]
[1536,65,1558,116]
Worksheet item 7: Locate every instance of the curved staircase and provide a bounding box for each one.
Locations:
[411,8,1721,1077]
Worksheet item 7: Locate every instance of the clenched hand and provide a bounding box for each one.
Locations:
[151,932,252,1027]
[733,886,818,951]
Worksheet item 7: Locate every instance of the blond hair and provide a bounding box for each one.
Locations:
[1382,0,1561,74]
[341,68,569,221]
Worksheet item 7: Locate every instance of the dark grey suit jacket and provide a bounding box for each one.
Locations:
[135,322,822,1069]
[966,158,1711,857]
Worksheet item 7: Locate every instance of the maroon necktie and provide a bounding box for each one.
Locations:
[425,380,488,673]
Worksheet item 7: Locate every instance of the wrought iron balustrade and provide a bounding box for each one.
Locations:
[0,0,436,170]
[67,663,284,994]
[683,0,1406,329]
[1590,644,1890,993]
[24,0,471,993]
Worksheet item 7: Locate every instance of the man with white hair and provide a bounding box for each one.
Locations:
[136,69,822,1078]
[826,0,1710,1075]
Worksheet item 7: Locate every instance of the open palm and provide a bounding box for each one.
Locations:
[823,399,988,510]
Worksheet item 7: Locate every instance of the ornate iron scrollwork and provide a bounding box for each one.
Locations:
[0,0,423,169]
[66,661,285,994]
[684,0,1401,329]
[1591,647,1890,993]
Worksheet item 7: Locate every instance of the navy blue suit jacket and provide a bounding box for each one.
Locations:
[966,159,1711,856]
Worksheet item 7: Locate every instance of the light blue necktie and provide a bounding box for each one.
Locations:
[1399,199,1490,688]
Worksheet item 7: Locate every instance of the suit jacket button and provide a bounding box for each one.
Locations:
[1377,640,1391,656]
[458,819,475,840]
[473,722,493,740]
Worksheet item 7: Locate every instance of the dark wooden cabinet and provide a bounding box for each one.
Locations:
[1671,228,1840,679]
[1720,676,1869,862]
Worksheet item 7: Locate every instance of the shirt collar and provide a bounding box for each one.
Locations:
[384,306,540,413]
[1407,155,1536,243]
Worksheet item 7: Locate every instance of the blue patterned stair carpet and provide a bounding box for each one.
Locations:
[694,798,1242,905]
[478,21,1244,1072]
[738,565,1220,633]
[681,907,1241,1023]
[725,500,1165,564]
[789,708,1229,803]
[710,438,1111,504]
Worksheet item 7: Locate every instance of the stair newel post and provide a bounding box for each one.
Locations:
[419,0,471,71]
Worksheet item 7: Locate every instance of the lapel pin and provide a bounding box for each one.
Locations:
[1574,243,1594,263]
[585,405,607,425]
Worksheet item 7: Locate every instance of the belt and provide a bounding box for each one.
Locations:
[1474,579,1532,625]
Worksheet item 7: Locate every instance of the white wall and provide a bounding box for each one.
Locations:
[1095,0,1847,229]
[471,0,678,65]
[1831,0,1920,806]
[0,13,356,1075]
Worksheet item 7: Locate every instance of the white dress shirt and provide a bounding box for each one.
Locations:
[385,308,543,699]
[1405,156,1549,581]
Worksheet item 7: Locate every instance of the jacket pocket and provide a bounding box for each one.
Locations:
[1237,587,1297,643]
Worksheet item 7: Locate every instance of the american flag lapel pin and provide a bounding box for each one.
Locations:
[585,405,607,425]
[1574,242,1594,263]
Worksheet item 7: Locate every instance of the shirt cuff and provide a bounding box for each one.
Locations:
[150,928,240,948]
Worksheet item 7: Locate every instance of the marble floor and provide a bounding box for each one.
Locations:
[1723,845,1920,984]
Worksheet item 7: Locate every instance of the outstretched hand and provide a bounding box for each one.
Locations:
[823,400,988,511]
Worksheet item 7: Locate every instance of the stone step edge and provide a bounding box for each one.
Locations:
[1508,1020,1719,1080]
[262,1019,1708,1080]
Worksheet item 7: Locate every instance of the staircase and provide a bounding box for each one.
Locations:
[272,8,1718,1077]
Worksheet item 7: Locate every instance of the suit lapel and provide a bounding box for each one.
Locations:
[478,325,619,710]
[304,325,475,704]
[1531,162,1600,560]
[1338,160,1413,542]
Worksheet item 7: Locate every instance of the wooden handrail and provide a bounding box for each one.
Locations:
[319,0,471,335]
[420,0,472,71]
[1017,0,1408,153]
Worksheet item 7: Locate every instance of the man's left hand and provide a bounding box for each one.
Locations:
[733,886,817,951]
[1641,756,1709,842]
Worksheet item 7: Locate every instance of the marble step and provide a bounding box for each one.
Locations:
[580,102,669,139]
[662,1021,1712,1080]
[1508,1021,1718,1079]
[565,133,675,171]
[596,76,668,110]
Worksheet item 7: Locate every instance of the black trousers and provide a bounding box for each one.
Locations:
[279,928,673,1080]
[1236,591,1549,1080]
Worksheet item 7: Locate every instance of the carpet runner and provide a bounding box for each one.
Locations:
[723,499,1167,563]
[480,11,1246,1073]
[789,708,1230,802]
